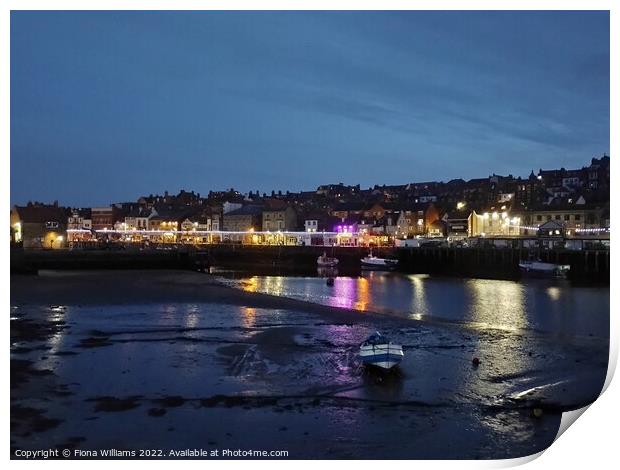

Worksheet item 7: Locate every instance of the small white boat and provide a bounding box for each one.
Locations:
[519,260,570,278]
[317,252,339,267]
[359,332,404,370]
[361,251,398,270]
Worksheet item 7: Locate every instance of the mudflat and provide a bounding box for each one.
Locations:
[10,270,608,459]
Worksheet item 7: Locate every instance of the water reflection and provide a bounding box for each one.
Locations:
[409,274,429,320]
[46,305,67,357]
[184,305,200,328]
[354,277,370,311]
[241,307,257,328]
[466,279,527,331]
[229,272,608,338]
[242,277,258,293]
[317,267,338,278]
[546,287,561,301]
[263,277,284,296]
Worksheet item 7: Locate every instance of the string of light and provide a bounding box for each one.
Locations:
[501,222,609,233]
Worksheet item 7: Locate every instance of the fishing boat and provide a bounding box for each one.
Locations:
[519,260,570,278]
[361,250,398,270]
[359,332,404,370]
[317,251,339,267]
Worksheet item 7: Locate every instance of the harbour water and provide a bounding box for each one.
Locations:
[216,269,609,339]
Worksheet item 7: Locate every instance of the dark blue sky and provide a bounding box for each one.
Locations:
[11,11,609,206]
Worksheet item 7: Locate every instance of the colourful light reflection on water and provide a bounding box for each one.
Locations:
[230,272,608,338]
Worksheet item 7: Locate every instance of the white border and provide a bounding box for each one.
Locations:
[4,2,616,469]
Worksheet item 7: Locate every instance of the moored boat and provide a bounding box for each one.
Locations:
[519,260,570,278]
[361,251,398,270]
[359,332,404,370]
[317,252,339,267]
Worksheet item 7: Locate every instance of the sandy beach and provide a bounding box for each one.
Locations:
[10,270,608,459]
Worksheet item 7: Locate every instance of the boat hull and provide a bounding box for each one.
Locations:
[519,261,570,278]
[317,257,339,267]
[360,259,398,270]
[359,343,404,369]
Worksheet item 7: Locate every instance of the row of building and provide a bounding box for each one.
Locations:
[10,156,610,249]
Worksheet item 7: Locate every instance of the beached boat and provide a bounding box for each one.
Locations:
[519,260,570,278]
[317,252,339,267]
[359,332,404,370]
[361,251,398,270]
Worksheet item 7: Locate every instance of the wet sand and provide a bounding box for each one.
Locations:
[10,270,608,459]
[11,270,385,321]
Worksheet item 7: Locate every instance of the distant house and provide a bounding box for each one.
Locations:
[316,183,360,197]
[10,202,68,249]
[67,208,92,231]
[428,220,447,238]
[515,198,605,236]
[262,200,297,231]
[180,207,220,232]
[148,205,191,232]
[418,194,437,203]
[364,211,399,236]
[222,201,243,214]
[395,203,440,237]
[443,210,469,238]
[585,155,610,190]
[303,214,340,233]
[91,207,118,230]
[67,208,93,245]
[330,202,365,219]
[363,202,391,219]
[537,220,565,239]
[222,205,262,232]
[304,218,319,232]
[124,207,153,230]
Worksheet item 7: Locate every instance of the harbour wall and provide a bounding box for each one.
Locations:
[10,245,609,283]
[396,247,609,282]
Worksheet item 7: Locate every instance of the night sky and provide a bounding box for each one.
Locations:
[11,11,609,207]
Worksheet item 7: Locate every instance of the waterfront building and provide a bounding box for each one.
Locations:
[68,208,92,231]
[10,202,68,249]
[222,205,263,232]
[468,203,521,238]
[148,207,184,243]
[91,206,118,231]
[304,218,319,232]
[515,199,608,237]
[443,210,469,239]
[67,208,93,246]
[179,208,221,244]
[395,202,441,237]
[428,220,447,237]
[124,207,153,230]
[303,214,341,233]
[262,200,297,231]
